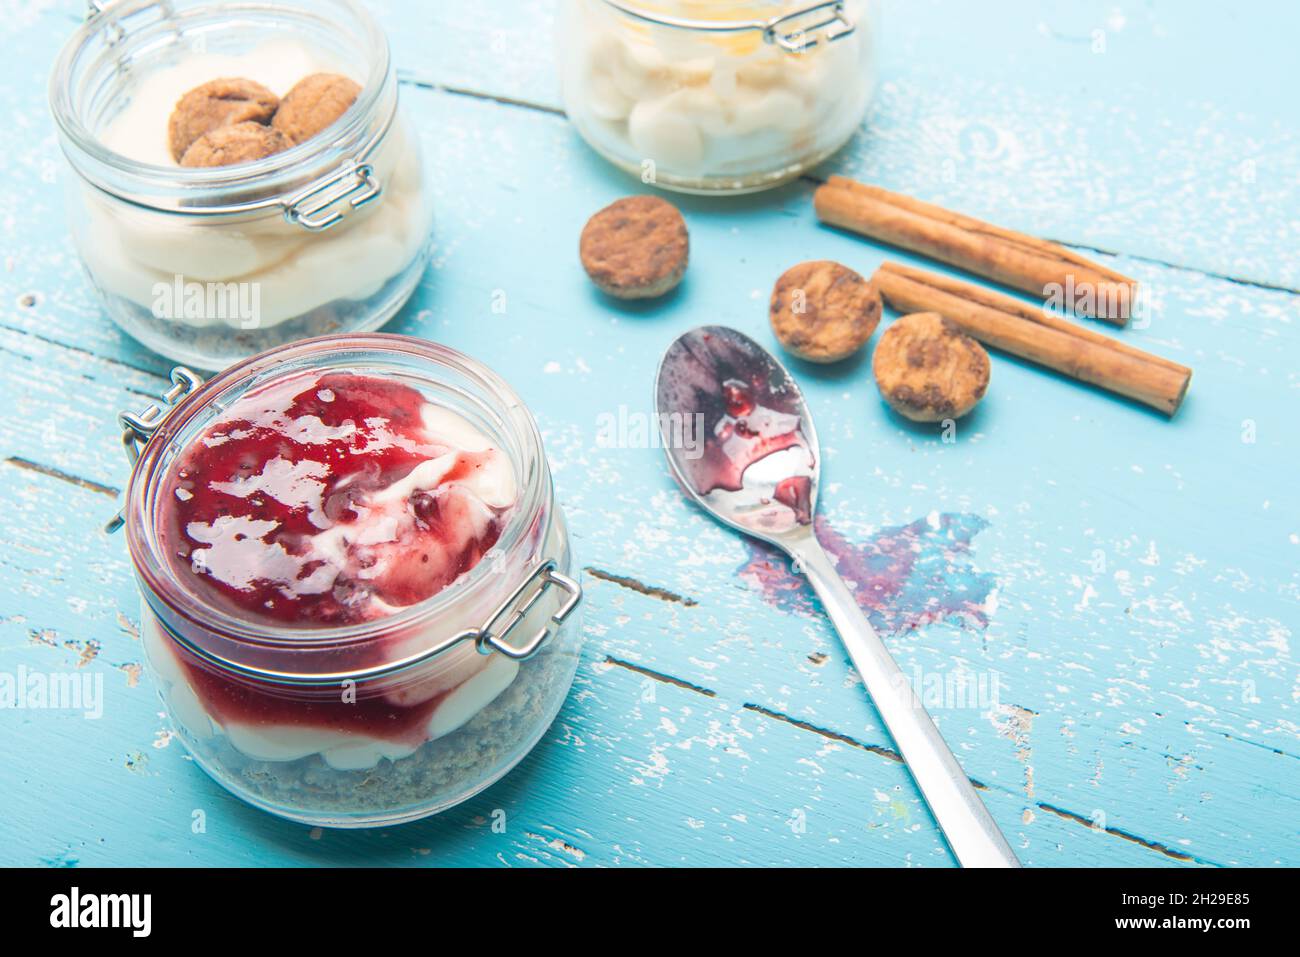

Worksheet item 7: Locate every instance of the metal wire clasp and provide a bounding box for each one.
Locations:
[284,163,381,231]
[87,0,178,57]
[602,0,855,54]
[467,560,582,661]
[105,366,203,534]
[767,1,855,52]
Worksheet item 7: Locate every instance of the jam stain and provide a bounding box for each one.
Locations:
[738,513,997,634]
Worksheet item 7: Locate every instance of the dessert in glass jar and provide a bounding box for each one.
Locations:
[49,0,434,370]
[112,335,583,827]
[557,0,877,193]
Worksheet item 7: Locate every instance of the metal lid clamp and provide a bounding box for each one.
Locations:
[86,0,181,67]
[105,366,203,534]
[766,1,855,52]
[147,556,583,684]
[470,560,583,661]
[284,162,382,231]
[602,0,855,54]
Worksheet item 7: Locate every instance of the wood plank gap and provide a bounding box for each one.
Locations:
[1034,801,1209,865]
[4,456,120,497]
[0,322,171,380]
[746,700,1218,863]
[397,73,567,117]
[741,702,907,766]
[603,656,716,697]
[1206,727,1300,762]
[1042,239,1300,297]
[584,567,697,606]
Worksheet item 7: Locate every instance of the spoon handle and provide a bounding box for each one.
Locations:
[791,537,1021,868]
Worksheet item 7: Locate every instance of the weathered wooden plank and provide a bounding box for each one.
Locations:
[0,472,1189,869]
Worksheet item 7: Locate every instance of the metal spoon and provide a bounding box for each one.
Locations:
[655,325,1019,868]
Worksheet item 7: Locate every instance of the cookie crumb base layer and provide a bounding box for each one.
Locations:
[170,628,583,827]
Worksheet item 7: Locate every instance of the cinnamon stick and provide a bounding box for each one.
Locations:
[878,262,1186,375]
[815,175,1138,325]
[872,262,1191,416]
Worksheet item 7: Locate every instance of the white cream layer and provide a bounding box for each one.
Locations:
[142,612,520,772]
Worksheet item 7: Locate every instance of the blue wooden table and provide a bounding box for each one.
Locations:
[2,0,1297,867]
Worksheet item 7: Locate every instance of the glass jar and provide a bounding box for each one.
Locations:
[50,0,434,370]
[110,334,583,827]
[557,0,877,194]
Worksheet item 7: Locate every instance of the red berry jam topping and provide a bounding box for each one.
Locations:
[161,371,516,629]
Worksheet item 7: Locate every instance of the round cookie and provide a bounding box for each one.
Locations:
[769,260,882,363]
[872,312,991,422]
[180,122,292,168]
[272,73,362,144]
[579,195,689,299]
[168,78,279,162]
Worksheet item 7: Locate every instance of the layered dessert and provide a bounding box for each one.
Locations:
[141,370,564,788]
[560,0,873,190]
[71,37,432,364]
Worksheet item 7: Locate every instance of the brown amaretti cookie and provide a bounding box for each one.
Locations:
[180,122,292,168]
[272,73,362,144]
[769,260,882,363]
[872,312,991,422]
[168,78,279,162]
[579,195,689,299]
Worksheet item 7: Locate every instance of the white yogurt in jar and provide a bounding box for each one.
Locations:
[561,0,873,189]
